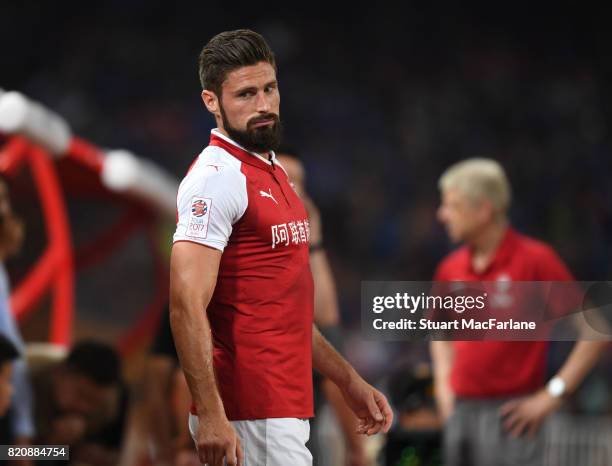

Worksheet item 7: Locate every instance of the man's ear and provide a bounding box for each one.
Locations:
[201,90,219,114]
[479,199,496,223]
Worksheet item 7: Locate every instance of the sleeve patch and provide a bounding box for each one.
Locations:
[186,197,213,239]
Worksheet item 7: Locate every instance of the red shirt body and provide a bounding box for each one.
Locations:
[174,130,314,420]
[434,228,573,398]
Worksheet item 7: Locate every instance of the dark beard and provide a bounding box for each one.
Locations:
[220,105,282,153]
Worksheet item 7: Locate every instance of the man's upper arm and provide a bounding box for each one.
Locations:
[171,160,246,307]
[534,245,581,325]
[170,242,222,310]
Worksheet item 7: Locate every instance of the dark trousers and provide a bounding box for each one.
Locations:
[444,398,545,466]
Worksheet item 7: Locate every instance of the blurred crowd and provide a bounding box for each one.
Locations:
[4,3,611,284]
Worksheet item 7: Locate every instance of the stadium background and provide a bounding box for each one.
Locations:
[1,2,611,465]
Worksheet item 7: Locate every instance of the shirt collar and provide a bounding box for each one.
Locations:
[468,227,517,276]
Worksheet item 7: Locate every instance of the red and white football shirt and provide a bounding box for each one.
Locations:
[174,129,314,420]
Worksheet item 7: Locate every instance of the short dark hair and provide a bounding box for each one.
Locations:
[0,335,19,366]
[198,29,276,96]
[65,341,121,387]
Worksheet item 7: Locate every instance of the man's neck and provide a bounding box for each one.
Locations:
[214,126,229,138]
[468,220,508,274]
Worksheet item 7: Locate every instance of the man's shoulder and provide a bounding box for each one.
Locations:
[512,230,573,279]
[188,146,243,176]
[513,231,560,261]
[179,146,246,190]
[440,246,469,265]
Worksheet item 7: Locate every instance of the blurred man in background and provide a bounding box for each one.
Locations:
[0,177,35,466]
[276,152,369,466]
[142,309,198,466]
[430,158,608,466]
[32,340,129,466]
[170,29,392,466]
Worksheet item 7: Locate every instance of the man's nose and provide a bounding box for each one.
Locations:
[256,91,270,113]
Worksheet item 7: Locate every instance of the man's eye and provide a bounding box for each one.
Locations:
[239,91,253,98]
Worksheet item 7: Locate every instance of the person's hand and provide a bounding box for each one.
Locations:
[195,413,243,466]
[434,383,455,422]
[346,444,369,466]
[175,448,201,466]
[499,389,562,438]
[345,426,370,466]
[341,374,393,436]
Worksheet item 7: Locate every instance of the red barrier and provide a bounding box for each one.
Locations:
[67,137,105,173]
[4,143,75,346]
[0,134,170,352]
[0,136,29,175]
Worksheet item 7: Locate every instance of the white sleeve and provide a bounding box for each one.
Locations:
[173,165,247,251]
